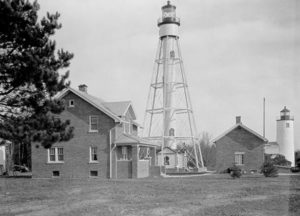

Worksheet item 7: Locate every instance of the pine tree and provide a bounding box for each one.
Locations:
[0,0,74,160]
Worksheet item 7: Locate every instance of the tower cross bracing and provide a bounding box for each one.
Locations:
[142,1,205,170]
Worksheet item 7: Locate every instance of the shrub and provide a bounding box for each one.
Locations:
[228,165,242,178]
[261,161,278,177]
[271,154,291,166]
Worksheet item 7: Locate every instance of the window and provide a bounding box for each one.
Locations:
[286,123,290,128]
[90,171,98,177]
[49,148,56,162]
[234,152,244,165]
[52,171,60,177]
[139,147,150,160]
[90,147,98,162]
[123,122,131,134]
[164,156,170,165]
[121,146,128,160]
[89,116,99,132]
[129,122,132,134]
[169,128,175,136]
[57,148,64,161]
[69,100,74,107]
[48,147,64,163]
[170,50,175,58]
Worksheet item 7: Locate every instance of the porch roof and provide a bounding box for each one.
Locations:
[114,133,159,147]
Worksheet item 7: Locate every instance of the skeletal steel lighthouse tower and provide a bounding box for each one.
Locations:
[143,1,204,170]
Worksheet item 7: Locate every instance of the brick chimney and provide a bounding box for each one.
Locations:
[236,116,241,124]
[78,84,87,93]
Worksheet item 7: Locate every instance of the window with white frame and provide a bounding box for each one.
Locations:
[89,116,99,132]
[90,147,98,162]
[121,146,128,160]
[69,99,74,107]
[57,148,64,161]
[49,148,56,162]
[164,156,170,165]
[48,147,64,163]
[128,122,132,134]
[234,152,244,165]
[123,122,131,134]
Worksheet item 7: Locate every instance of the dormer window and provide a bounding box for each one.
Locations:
[123,122,131,134]
[69,99,74,107]
[169,128,175,136]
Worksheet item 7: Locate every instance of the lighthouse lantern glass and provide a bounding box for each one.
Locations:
[281,110,289,117]
[163,8,175,18]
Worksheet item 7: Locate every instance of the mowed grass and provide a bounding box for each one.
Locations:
[0,174,299,216]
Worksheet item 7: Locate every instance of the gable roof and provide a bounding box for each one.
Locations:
[103,101,136,120]
[210,123,268,144]
[265,141,279,146]
[157,146,185,154]
[55,87,124,122]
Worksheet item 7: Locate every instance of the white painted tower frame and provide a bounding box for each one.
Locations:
[143,1,204,170]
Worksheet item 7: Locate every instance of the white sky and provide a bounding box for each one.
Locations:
[38,0,299,150]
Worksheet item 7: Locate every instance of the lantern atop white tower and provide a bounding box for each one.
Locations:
[276,106,295,166]
[279,106,293,120]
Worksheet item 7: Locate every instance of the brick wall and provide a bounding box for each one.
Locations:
[132,146,138,178]
[137,160,149,178]
[116,160,132,178]
[215,127,265,173]
[149,147,156,166]
[149,166,161,177]
[32,91,115,178]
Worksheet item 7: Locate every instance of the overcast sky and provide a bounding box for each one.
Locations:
[38,0,299,150]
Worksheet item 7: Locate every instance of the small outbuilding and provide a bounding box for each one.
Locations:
[211,116,268,173]
[157,147,187,170]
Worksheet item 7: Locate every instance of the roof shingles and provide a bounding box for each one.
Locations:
[56,87,134,123]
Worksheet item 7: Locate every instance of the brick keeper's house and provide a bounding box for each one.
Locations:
[211,116,268,173]
[32,85,159,179]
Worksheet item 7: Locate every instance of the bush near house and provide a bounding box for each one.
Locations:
[265,154,291,167]
[261,161,278,177]
[295,151,300,167]
[272,154,291,166]
[228,165,242,178]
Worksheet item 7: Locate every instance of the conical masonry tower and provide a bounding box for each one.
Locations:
[142,1,205,170]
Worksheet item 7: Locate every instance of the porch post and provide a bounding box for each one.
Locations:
[150,147,156,166]
[132,145,139,178]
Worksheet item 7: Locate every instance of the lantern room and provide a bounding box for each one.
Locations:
[158,1,180,26]
[280,106,292,120]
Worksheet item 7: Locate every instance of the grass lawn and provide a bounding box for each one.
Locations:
[0,174,299,216]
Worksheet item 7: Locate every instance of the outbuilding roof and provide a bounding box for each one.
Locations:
[210,122,268,144]
[157,146,185,154]
[266,141,279,146]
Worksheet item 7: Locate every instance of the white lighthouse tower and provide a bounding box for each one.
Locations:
[143,1,204,170]
[276,106,295,166]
